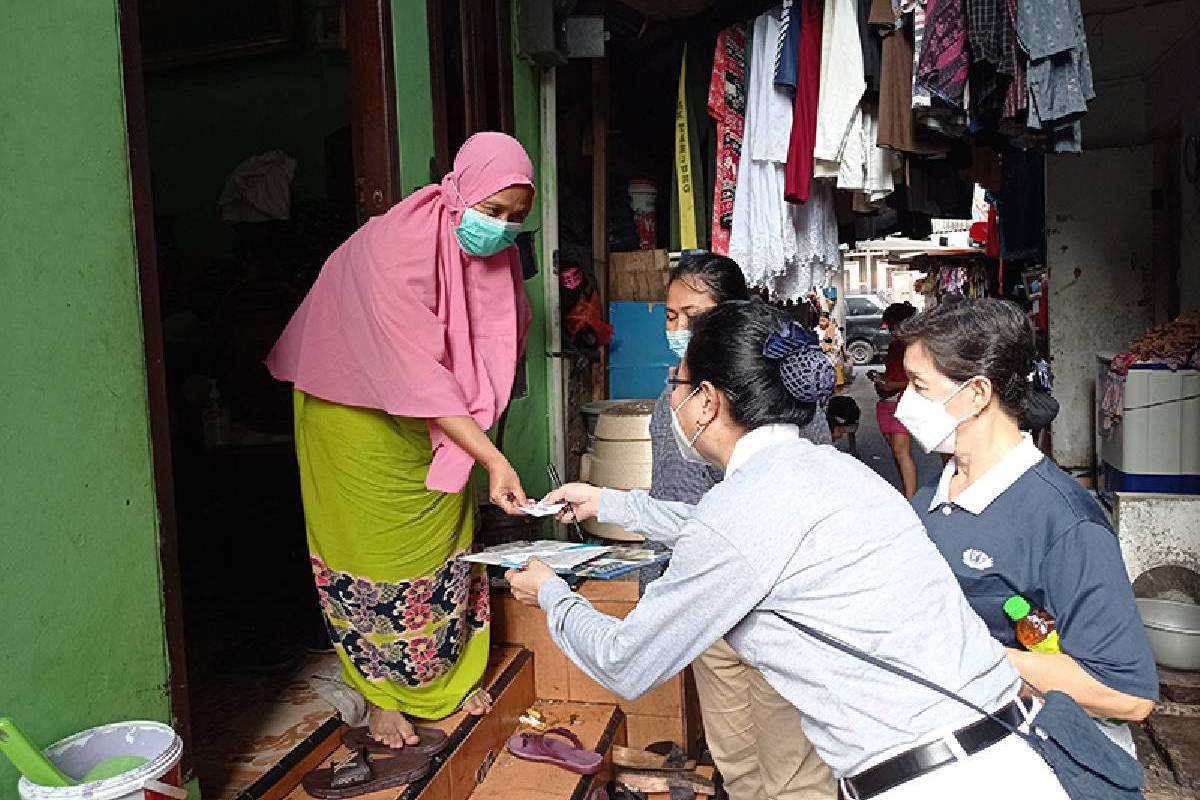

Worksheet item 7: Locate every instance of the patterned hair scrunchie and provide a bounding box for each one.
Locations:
[763,321,836,404]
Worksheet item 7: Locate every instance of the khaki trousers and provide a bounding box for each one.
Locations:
[693,638,835,800]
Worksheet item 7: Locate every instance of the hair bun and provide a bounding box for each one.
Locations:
[778,348,836,404]
[763,321,834,404]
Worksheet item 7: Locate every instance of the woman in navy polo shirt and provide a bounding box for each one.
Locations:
[895,299,1158,754]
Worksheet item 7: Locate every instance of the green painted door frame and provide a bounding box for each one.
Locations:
[0,8,556,796]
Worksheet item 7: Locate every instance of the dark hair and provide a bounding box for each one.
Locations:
[826,395,860,427]
[668,251,750,305]
[897,298,1040,422]
[882,301,917,328]
[818,311,831,321]
[686,301,817,429]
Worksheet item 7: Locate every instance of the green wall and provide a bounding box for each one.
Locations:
[0,1,172,795]
[392,0,438,195]
[502,32,553,501]
[389,0,553,500]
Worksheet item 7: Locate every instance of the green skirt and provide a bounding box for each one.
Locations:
[294,391,490,719]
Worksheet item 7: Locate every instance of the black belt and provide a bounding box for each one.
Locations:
[844,700,1023,799]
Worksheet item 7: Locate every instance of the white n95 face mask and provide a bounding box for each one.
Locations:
[670,387,708,464]
[894,380,976,454]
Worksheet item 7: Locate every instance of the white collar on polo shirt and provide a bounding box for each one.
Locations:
[725,424,801,478]
[929,434,1045,514]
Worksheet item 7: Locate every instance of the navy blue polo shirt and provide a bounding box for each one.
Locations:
[914,437,1159,701]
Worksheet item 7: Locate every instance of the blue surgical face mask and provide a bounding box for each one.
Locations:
[455,208,522,257]
[665,329,691,359]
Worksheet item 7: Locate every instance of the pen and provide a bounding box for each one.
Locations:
[547,464,585,542]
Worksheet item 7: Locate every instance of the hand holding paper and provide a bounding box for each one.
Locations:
[541,483,602,524]
[506,557,556,606]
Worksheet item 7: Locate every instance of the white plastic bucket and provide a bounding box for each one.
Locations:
[18,721,185,800]
[628,179,658,250]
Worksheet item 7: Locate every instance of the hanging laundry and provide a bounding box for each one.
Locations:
[675,47,700,250]
[836,100,900,202]
[775,0,802,92]
[966,0,1014,122]
[872,0,949,155]
[1001,0,1027,131]
[917,0,969,109]
[909,4,932,110]
[730,10,798,289]
[860,0,883,93]
[707,24,748,256]
[772,179,841,301]
[812,0,866,180]
[1018,0,1094,154]
[912,0,969,139]
[731,8,838,301]
[785,0,824,202]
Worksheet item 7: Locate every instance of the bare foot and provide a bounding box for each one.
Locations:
[463,689,494,716]
[368,705,420,749]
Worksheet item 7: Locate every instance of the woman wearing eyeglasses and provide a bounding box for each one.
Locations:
[650,253,836,800]
[509,301,1068,799]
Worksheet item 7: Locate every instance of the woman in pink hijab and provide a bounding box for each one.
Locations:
[267,132,535,749]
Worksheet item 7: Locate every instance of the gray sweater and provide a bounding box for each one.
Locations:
[538,426,1019,777]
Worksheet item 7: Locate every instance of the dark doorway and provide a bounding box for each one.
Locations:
[427,0,515,176]
[116,0,402,796]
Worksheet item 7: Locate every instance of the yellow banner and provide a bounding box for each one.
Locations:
[675,47,698,250]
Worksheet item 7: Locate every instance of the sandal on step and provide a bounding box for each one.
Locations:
[341,725,449,756]
[301,748,431,799]
[506,727,603,775]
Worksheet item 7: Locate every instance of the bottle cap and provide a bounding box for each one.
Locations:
[1004,595,1032,621]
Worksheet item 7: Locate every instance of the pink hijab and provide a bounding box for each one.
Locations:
[266,132,534,492]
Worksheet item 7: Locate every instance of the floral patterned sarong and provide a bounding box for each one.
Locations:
[294,391,490,719]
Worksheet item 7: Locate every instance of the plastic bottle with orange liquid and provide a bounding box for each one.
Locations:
[1003,595,1062,654]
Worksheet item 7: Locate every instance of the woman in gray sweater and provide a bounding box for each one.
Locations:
[509,302,1069,800]
[649,252,836,800]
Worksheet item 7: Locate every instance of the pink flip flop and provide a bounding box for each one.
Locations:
[506,727,603,775]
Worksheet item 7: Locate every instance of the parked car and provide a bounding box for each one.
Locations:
[843,294,890,366]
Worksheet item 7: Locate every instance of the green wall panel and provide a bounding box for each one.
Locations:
[501,34,553,502]
[392,0,437,194]
[0,1,172,795]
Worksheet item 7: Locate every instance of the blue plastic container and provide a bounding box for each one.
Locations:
[608,301,675,400]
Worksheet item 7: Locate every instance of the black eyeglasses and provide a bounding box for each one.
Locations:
[666,377,695,389]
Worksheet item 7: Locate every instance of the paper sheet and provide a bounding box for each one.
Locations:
[459,540,610,571]
[516,502,566,518]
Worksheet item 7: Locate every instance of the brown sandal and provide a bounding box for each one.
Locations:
[341,725,448,756]
[301,748,431,799]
